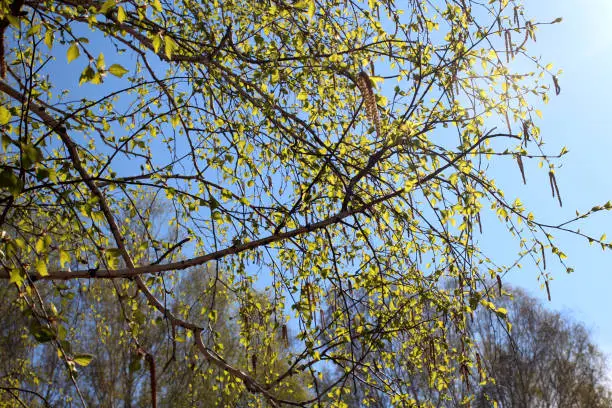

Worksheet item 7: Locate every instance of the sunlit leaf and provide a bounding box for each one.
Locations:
[117,6,127,23]
[66,43,80,63]
[44,29,54,49]
[108,64,128,77]
[73,353,94,366]
[35,259,48,277]
[164,35,177,59]
[0,106,10,125]
[151,0,163,12]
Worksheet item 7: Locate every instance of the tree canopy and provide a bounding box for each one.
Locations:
[0,0,608,406]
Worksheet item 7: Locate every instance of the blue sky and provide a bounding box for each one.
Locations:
[497,0,612,356]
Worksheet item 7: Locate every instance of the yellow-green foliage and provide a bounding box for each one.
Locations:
[0,0,602,406]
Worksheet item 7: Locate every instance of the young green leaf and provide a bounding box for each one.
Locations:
[9,268,24,285]
[35,259,49,277]
[152,35,162,53]
[99,0,116,14]
[44,29,54,49]
[117,6,127,23]
[35,238,45,254]
[0,106,10,125]
[152,0,163,12]
[96,53,106,70]
[59,249,70,268]
[79,65,96,86]
[164,36,178,59]
[108,64,129,78]
[29,324,56,343]
[67,43,80,63]
[73,353,94,367]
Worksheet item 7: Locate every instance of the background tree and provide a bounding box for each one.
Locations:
[0,0,608,406]
[0,198,310,406]
[0,264,311,407]
[472,288,612,408]
[326,285,612,407]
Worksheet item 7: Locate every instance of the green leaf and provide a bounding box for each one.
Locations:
[21,144,43,169]
[152,0,163,12]
[44,30,54,49]
[73,353,94,367]
[96,53,106,70]
[49,303,58,316]
[152,35,162,53]
[26,24,41,37]
[117,6,127,23]
[1,135,11,151]
[59,249,70,268]
[36,167,50,180]
[297,90,308,101]
[0,169,21,196]
[99,0,116,14]
[469,293,480,311]
[9,268,24,285]
[24,26,38,38]
[79,65,96,86]
[107,248,122,258]
[0,106,10,125]
[29,323,56,343]
[35,259,48,277]
[106,248,122,269]
[58,327,68,342]
[90,73,103,85]
[495,307,508,318]
[307,0,315,19]
[164,36,177,59]
[108,64,129,78]
[67,43,80,63]
[6,15,19,28]
[35,238,45,253]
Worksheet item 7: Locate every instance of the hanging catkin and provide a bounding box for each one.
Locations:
[356,71,381,138]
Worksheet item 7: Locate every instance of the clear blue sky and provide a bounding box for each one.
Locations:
[497,0,612,357]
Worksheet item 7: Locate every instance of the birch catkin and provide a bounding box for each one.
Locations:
[356,71,381,138]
